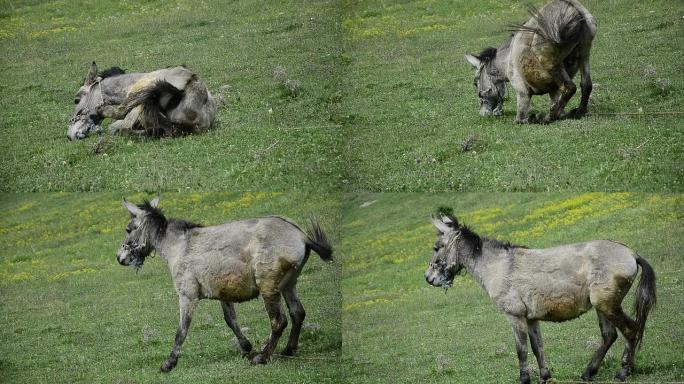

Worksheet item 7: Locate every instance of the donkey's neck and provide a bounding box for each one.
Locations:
[495,38,513,81]
[462,241,512,296]
[154,219,197,267]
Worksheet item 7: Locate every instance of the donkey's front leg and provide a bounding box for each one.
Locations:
[250,294,288,364]
[515,91,534,124]
[161,295,198,373]
[508,315,531,384]
[527,320,552,383]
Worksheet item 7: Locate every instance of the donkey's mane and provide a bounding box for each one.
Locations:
[482,237,528,251]
[138,201,203,241]
[442,214,526,255]
[477,47,498,62]
[99,66,126,79]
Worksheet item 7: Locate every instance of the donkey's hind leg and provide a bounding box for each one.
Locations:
[527,320,552,383]
[220,301,253,355]
[581,310,618,381]
[596,305,638,381]
[545,66,577,123]
[281,285,306,356]
[565,48,593,119]
[250,293,288,364]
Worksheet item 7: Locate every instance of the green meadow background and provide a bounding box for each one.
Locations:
[341,193,684,383]
[0,193,341,383]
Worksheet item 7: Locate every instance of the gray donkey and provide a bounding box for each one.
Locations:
[465,0,596,123]
[425,214,656,383]
[68,62,217,140]
[117,195,333,371]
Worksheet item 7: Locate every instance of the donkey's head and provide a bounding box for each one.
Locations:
[425,213,481,288]
[117,194,164,269]
[68,62,126,140]
[465,49,506,117]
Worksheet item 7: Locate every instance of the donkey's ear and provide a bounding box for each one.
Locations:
[150,193,160,208]
[84,61,98,86]
[122,198,144,217]
[431,215,452,234]
[465,53,481,68]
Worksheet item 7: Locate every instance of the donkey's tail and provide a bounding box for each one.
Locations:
[509,0,593,46]
[305,217,333,262]
[634,255,656,349]
[122,80,185,136]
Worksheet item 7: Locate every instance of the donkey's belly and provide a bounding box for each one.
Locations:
[536,293,592,322]
[204,271,259,303]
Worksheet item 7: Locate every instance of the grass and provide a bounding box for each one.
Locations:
[340,0,684,191]
[0,192,341,383]
[0,0,342,192]
[341,193,684,383]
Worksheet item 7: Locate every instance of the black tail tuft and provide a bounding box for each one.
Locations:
[634,255,656,349]
[508,2,586,46]
[306,217,333,262]
[122,80,184,136]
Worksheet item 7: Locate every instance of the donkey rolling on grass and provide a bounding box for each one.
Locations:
[68,62,217,140]
[425,214,656,383]
[465,0,596,124]
[116,195,333,372]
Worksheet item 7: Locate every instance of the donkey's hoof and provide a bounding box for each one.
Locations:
[564,108,586,120]
[280,346,296,356]
[239,340,253,354]
[250,354,269,365]
[160,360,176,373]
[614,368,629,382]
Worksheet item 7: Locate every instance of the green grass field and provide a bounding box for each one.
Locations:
[1,0,681,193]
[0,0,342,192]
[341,0,683,191]
[0,193,341,383]
[341,193,684,383]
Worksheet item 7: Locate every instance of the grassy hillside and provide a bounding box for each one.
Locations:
[341,193,684,383]
[0,192,341,383]
[0,0,342,192]
[341,0,683,191]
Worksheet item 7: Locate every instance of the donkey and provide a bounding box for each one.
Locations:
[68,62,217,140]
[425,214,656,383]
[116,195,333,372]
[465,0,597,123]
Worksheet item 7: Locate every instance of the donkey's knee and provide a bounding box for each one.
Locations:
[272,310,288,335]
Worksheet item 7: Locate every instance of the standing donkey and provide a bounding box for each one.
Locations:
[116,195,333,371]
[425,214,656,383]
[465,0,597,123]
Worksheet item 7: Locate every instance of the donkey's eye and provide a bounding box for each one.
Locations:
[433,246,439,252]
[74,98,80,104]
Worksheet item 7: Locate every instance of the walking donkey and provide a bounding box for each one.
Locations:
[68,62,217,140]
[465,0,597,123]
[425,214,656,383]
[116,195,333,371]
